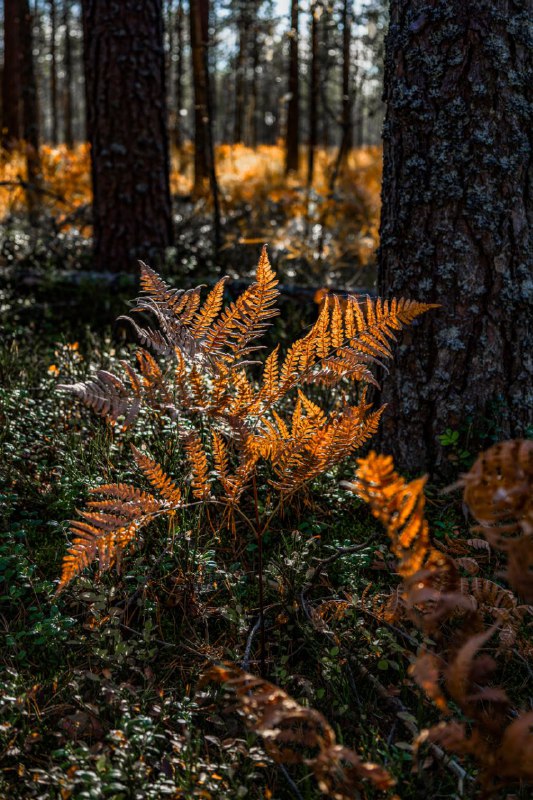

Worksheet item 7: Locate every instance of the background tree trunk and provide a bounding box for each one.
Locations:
[19,0,41,219]
[189,0,220,249]
[307,0,319,187]
[233,2,247,144]
[62,0,74,148]
[190,0,210,192]
[174,0,184,148]
[340,0,352,158]
[2,0,22,148]
[377,0,533,475]
[49,0,58,144]
[82,0,172,273]
[285,0,299,173]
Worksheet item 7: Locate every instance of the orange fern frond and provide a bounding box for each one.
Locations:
[345,451,430,577]
[203,245,279,364]
[191,277,228,338]
[131,446,182,505]
[183,432,211,499]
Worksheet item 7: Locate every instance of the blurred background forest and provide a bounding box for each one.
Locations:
[1,0,386,290]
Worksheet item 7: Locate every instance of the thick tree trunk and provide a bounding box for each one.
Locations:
[307,1,319,187]
[377,0,533,475]
[285,0,299,173]
[2,0,22,148]
[82,0,172,273]
[62,0,74,148]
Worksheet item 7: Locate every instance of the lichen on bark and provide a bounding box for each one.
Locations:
[377,0,533,474]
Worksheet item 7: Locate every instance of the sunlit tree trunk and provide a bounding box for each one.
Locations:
[82,0,173,272]
[2,0,22,149]
[377,0,533,474]
[285,0,299,173]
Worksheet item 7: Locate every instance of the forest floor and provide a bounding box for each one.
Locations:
[0,142,381,290]
[0,147,531,800]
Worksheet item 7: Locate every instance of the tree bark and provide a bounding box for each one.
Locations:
[285,0,299,173]
[189,0,220,249]
[340,0,352,157]
[19,0,41,217]
[307,0,319,186]
[190,0,210,192]
[173,0,184,148]
[2,0,22,148]
[233,1,248,144]
[82,0,173,273]
[62,0,74,148]
[49,0,58,144]
[377,0,533,475]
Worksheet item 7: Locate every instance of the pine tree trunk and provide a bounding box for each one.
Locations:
[285,0,299,173]
[377,0,533,475]
[190,0,210,193]
[49,0,58,144]
[340,0,352,157]
[19,0,41,216]
[234,4,247,144]
[2,0,22,148]
[62,0,74,148]
[189,0,220,248]
[82,0,172,273]
[307,1,319,187]
[174,0,184,148]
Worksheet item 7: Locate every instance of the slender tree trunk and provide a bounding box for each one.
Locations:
[189,0,220,249]
[19,0,41,216]
[49,0,58,144]
[62,0,74,148]
[247,19,260,148]
[340,0,352,162]
[174,0,184,148]
[190,0,210,191]
[234,2,247,143]
[307,1,319,187]
[320,5,330,149]
[2,0,22,148]
[377,0,533,475]
[285,0,299,173]
[82,0,173,273]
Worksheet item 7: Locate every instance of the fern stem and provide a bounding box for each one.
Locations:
[252,475,267,678]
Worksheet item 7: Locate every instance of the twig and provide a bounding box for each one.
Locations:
[241,617,262,672]
[0,178,66,204]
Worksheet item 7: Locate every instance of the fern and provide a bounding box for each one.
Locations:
[57,247,434,590]
[349,442,533,794]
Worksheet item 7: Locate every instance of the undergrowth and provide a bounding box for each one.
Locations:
[0,251,531,799]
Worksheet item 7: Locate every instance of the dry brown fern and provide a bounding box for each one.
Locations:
[452,439,533,601]
[349,443,533,795]
[202,663,395,799]
[57,247,434,590]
